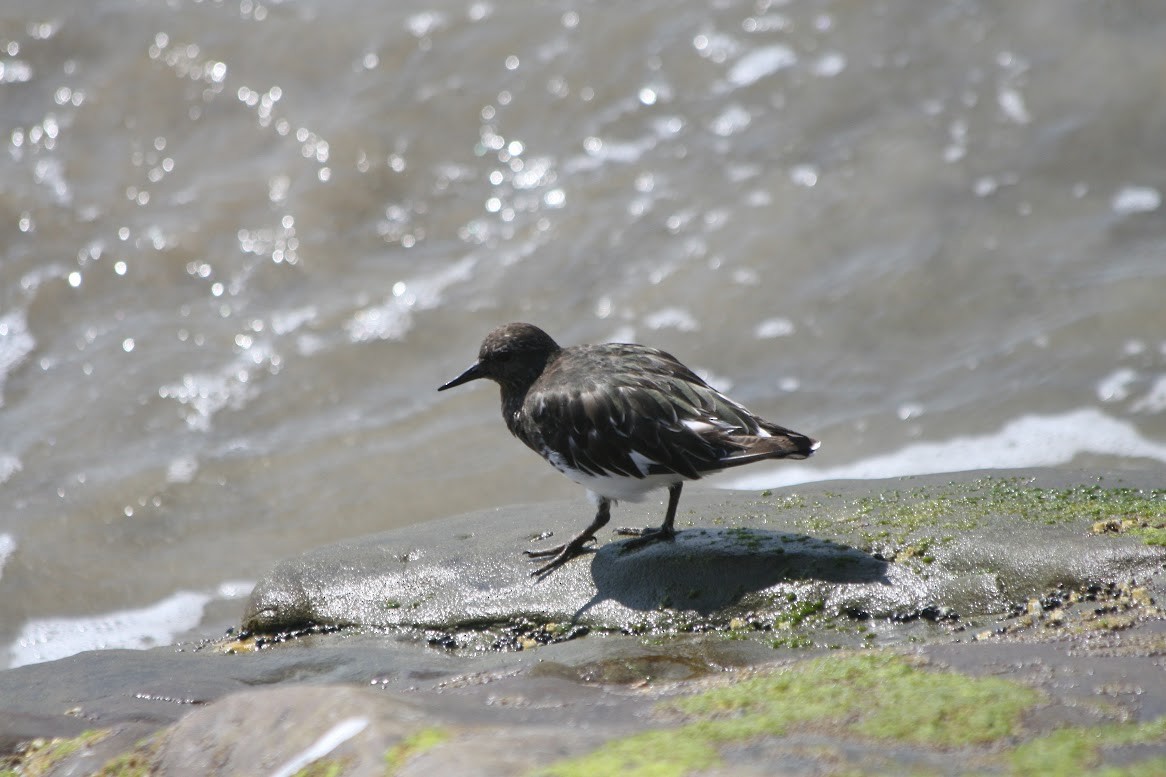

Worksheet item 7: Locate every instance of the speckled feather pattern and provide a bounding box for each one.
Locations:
[503,341,817,488]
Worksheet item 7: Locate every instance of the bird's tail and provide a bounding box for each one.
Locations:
[721,422,820,466]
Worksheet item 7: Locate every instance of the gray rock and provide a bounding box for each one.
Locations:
[244,470,1166,646]
[5,468,1166,777]
[156,685,425,777]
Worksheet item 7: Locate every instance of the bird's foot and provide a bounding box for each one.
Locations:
[614,525,676,550]
[524,536,596,577]
[523,535,595,559]
[523,543,565,559]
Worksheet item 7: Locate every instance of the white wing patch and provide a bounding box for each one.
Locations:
[545,449,572,474]
[629,450,658,476]
[681,419,718,435]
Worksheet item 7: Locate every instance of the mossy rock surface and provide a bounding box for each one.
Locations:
[5,468,1166,777]
[14,645,1166,777]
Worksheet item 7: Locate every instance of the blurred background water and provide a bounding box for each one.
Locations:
[2,0,1165,668]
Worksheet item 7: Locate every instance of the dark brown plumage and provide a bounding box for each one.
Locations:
[439,322,819,576]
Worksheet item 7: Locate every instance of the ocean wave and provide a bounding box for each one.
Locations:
[6,580,253,669]
[723,408,1166,490]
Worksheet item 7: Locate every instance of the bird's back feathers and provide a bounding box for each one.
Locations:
[510,343,818,483]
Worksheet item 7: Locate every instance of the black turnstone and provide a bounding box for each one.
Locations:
[438,322,819,576]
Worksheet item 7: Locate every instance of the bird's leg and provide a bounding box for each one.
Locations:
[615,482,682,547]
[525,498,611,577]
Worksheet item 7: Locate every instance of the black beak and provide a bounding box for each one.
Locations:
[437,361,485,391]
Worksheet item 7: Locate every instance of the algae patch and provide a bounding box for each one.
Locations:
[0,731,164,777]
[384,726,450,774]
[92,734,164,777]
[1010,718,1166,777]
[536,652,1039,776]
[670,652,1038,748]
[290,758,350,777]
[791,477,1166,557]
[536,729,719,777]
[1093,516,1166,548]
[0,730,110,777]
[536,648,1166,777]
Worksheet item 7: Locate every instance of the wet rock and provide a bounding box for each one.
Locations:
[150,682,649,777]
[156,686,424,777]
[4,468,1166,776]
[244,470,1166,648]
[10,622,1166,777]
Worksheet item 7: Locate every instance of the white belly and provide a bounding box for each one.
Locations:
[558,465,684,502]
[581,470,683,502]
[542,448,691,501]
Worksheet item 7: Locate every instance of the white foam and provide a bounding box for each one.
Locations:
[6,580,254,669]
[0,311,35,407]
[158,339,276,431]
[643,307,699,332]
[270,717,370,777]
[345,299,412,342]
[727,45,797,88]
[270,305,317,335]
[166,455,199,483]
[0,533,16,581]
[1111,186,1161,215]
[997,86,1031,124]
[709,104,751,137]
[344,255,476,344]
[723,408,1166,490]
[565,136,657,173]
[0,454,21,484]
[406,11,446,38]
[813,51,847,78]
[216,579,255,599]
[1096,368,1139,402]
[1131,375,1166,415]
[755,317,795,339]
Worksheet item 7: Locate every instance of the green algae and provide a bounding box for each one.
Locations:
[0,730,110,777]
[1090,760,1166,777]
[1010,717,1166,777]
[1134,527,1166,546]
[292,758,350,777]
[1096,519,1166,549]
[535,652,1041,777]
[536,648,1166,777]
[0,731,163,777]
[785,478,1166,562]
[774,596,826,628]
[93,735,164,777]
[671,652,1038,748]
[384,726,450,774]
[537,729,719,777]
[812,478,1165,534]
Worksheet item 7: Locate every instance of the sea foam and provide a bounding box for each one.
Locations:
[724,408,1166,490]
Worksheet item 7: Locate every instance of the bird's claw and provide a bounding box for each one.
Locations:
[615,525,676,550]
[524,535,596,559]
[525,536,597,576]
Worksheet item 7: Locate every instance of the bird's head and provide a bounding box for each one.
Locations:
[438,322,561,392]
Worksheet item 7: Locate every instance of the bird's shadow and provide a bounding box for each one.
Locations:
[572,526,889,620]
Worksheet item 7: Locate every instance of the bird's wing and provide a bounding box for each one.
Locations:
[523,364,789,480]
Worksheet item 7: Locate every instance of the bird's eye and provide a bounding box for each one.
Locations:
[495,351,512,363]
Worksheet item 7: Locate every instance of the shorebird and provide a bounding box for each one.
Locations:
[438,322,819,576]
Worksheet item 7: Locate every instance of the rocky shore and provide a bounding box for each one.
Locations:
[3,468,1165,776]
